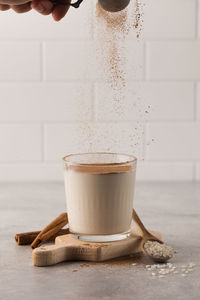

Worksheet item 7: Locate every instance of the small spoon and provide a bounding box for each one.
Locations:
[132,209,173,263]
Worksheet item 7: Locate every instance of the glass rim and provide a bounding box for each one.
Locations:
[62,152,137,166]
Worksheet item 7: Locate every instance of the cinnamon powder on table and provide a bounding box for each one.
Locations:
[79,253,145,268]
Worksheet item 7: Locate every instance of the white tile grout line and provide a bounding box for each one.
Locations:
[194,82,198,122]
[43,124,46,162]
[41,41,46,81]
[0,120,199,125]
[143,41,147,80]
[0,37,93,42]
[137,37,199,42]
[195,161,199,180]
[90,0,95,41]
[92,83,97,123]
[194,0,199,126]
[144,41,149,81]
[193,161,197,181]
[143,121,149,161]
[39,42,42,82]
[40,41,44,82]
[41,123,44,162]
[195,0,199,39]
[0,37,199,42]
[0,79,198,84]
[141,121,146,161]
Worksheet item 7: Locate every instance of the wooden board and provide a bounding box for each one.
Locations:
[32,226,161,267]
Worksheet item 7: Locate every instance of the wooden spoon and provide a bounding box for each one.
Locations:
[132,209,173,263]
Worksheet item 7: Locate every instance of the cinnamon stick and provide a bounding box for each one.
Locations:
[34,220,68,248]
[15,228,69,245]
[31,212,68,249]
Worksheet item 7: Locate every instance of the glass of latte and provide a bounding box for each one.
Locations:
[63,152,137,242]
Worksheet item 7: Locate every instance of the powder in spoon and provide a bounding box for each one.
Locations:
[144,241,174,260]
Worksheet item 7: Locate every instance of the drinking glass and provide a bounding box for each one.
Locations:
[63,152,137,242]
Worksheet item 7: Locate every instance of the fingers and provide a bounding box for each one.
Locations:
[11,2,31,12]
[31,0,53,15]
[0,3,10,10]
[0,0,70,21]
[0,0,30,5]
[0,0,31,13]
[52,2,70,22]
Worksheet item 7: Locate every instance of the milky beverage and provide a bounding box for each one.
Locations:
[63,153,137,239]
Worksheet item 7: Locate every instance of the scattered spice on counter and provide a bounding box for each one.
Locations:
[146,262,196,279]
[80,263,90,268]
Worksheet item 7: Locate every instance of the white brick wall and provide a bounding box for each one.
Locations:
[0,83,92,121]
[0,124,42,161]
[144,0,196,38]
[0,42,40,81]
[146,123,200,160]
[0,0,199,181]
[95,82,194,121]
[146,41,200,80]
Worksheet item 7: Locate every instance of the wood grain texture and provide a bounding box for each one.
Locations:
[32,227,161,267]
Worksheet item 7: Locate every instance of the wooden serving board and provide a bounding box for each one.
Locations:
[32,227,161,267]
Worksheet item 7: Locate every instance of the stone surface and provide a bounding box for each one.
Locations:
[0,182,200,300]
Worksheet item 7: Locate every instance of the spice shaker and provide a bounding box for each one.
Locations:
[50,0,130,12]
[98,0,130,12]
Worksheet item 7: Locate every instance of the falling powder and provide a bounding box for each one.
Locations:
[77,0,147,156]
[95,1,145,92]
[133,0,144,38]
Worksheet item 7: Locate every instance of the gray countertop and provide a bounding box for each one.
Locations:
[0,182,200,300]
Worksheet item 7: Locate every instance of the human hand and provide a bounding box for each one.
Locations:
[0,0,71,21]
[31,0,71,21]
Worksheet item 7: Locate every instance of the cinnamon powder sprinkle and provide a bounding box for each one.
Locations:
[95,0,145,129]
